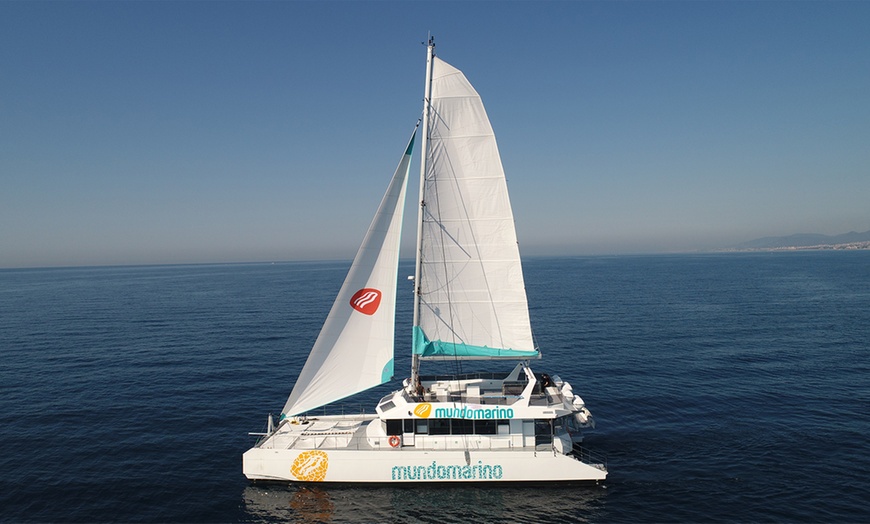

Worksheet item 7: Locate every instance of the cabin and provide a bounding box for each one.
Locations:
[370,362,593,454]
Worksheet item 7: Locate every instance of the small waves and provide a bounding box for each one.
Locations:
[1,254,868,522]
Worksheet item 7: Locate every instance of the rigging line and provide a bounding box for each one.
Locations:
[427,145,464,379]
[422,173,519,360]
[429,106,513,355]
[438,149,509,353]
[423,74,462,376]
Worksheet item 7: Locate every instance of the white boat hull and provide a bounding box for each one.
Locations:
[243,447,606,483]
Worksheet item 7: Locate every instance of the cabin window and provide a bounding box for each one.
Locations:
[535,419,553,435]
[429,419,450,435]
[386,419,402,436]
[475,420,497,435]
[408,418,512,436]
[452,419,474,435]
[535,419,553,445]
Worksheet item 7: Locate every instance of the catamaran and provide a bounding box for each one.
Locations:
[242,38,607,483]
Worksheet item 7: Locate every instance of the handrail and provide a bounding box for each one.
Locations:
[259,430,606,460]
[571,445,608,468]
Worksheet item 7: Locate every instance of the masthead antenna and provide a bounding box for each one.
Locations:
[422,33,435,53]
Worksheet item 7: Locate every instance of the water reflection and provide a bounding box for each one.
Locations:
[242,482,606,523]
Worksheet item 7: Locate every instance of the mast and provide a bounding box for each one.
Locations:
[411,36,435,388]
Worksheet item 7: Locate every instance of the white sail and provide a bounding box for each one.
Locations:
[282,131,416,417]
[414,57,538,360]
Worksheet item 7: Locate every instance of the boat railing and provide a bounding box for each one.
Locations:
[278,432,580,454]
[419,372,510,382]
[571,445,608,470]
[303,404,376,418]
[420,392,526,405]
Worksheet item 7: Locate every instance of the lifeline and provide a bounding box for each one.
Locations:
[391,460,504,481]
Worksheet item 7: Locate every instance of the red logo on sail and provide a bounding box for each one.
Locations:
[350,288,382,315]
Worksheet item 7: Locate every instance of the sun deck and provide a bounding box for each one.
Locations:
[413,370,569,407]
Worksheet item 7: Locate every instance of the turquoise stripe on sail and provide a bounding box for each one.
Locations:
[413,326,539,358]
[405,130,416,155]
[381,358,394,383]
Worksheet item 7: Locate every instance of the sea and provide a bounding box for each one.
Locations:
[1,252,868,523]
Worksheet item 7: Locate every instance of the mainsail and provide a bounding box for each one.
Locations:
[282,131,416,417]
[414,56,538,360]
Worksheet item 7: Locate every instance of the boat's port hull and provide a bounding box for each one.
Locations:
[243,447,606,483]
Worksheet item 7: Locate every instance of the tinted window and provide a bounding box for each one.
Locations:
[386,419,402,436]
[453,419,474,435]
[475,420,497,435]
[429,419,450,435]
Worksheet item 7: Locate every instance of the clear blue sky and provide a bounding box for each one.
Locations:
[2,1,868,268]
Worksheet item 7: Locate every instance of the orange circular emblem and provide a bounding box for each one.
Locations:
[291,450,329,482]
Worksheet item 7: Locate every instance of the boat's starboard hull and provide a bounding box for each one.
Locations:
[243,447,606,483]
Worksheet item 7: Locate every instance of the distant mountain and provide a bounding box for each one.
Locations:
[734,230,870,250]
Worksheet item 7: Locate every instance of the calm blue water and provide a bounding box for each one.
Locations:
[1,253,868,522]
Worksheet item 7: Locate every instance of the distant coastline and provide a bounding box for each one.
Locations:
[722,241,870,252]
[723,230,870,252]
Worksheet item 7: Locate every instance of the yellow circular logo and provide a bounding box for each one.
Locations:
[413,403,432,418]
[291,450,329,482]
